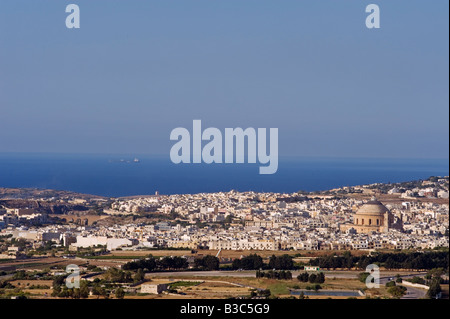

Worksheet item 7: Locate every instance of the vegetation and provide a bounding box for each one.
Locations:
[308,273,325,284]
[256,270,292,280]
[194,255,220,271]
[115,287,125,299]
[268,255,294,270]
[407,276,426,285]
[297,272,310,283]
[169,281,202,289]
[134,268,145,283]
[387,285,407,298]
[122,256,188,272]
[305,284,322,291]
[103,268,133,283]
[310,251,449,271]
[232,254,264,270]
[385,281,396,288]
[75,246,108,258]
[51,280,90,299]
[426,279,442,299]
[358,272,370,283]
[0,281,15,289]
[297,272,325,283]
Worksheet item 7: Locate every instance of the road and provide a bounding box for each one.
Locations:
[147,270,426,279]
[401,285,427,299]
[379,273,428,299]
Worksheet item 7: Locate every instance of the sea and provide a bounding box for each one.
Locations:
[0,153,448,197]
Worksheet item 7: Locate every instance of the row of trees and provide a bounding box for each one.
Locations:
[123,255,221,272]
[103,268,145,283]
[268,255,294,270]
[52,276,90,299]
[309,251,449,271]
[52,274,128,299]
[194,255,220,271]
[256,270,293,280]
[296,272,325,284]
[232,254,296,270]
[122,256,188,272]
[52,282,125,299]
[52,282,90,299]
[232,254,264,270]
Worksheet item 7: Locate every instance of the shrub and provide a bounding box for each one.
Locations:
[385,281,396,288]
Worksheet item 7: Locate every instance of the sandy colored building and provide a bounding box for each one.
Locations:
[140,283,168,294]
[341,197,403,234]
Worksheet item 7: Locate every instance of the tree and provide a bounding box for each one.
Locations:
[297,272,309,283]
[158,256,188,270]
[134,268,145,283]
[387,285,407,298]
[232,254,263,270]
[58,287,70,298]
[101,287,109,299]
[80,281,90,298]
[357,255,372,270]
[342,251,354,269]
[260,289,271,298]
[51,284,61,297]
[123,257,156,272]
[358,272,370,283]
[115,287,125,299]
[427,268,444,280]
[308,274,317,283]
[104,268,133,283]
[72,288,81,299]
[316,272,325,284]
[92,285,102,299]
[195,255,220,271]
[268,255,294,270]
[410,276,425,285]
[385,281,396,288]
[426,279,442,299]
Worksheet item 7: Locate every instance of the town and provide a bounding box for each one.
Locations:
[0,176,448,299]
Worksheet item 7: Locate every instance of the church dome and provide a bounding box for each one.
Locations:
[355,197,389,216]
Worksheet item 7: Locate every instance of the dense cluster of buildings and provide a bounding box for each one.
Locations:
[0,208,46,228]
[0,178,448,256]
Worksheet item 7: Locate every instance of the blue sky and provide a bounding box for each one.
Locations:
[0,0,448,159]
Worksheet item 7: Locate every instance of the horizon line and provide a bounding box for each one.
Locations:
[0,151,448,162]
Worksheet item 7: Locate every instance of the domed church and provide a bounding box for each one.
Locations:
[341,197,403,234]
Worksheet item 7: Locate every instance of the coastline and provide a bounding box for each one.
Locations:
[0,153,448,197]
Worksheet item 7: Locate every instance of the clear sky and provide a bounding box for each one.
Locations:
[0,0,448,159]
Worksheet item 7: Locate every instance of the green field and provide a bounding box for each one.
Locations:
[169,281,203,289]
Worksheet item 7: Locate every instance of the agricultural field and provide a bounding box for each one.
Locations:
[108,249,371,260]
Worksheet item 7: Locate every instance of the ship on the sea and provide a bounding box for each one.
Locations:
[112,158,140,163]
